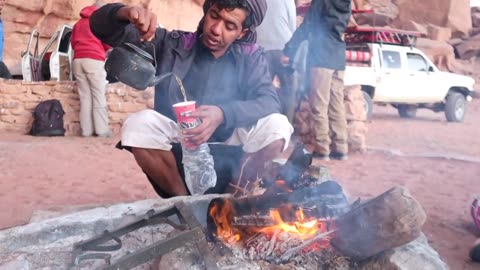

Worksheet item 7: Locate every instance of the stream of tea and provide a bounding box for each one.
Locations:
[175,75,188,103]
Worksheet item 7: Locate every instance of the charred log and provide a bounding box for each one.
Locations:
[331,186,427,261]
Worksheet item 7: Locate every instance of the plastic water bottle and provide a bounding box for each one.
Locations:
[182,143,217,195]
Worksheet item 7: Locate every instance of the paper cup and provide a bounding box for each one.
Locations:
[172,101,199,130]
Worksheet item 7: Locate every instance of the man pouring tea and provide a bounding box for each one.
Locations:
[90,0,293,198]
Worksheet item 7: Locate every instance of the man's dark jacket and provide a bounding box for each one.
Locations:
[284,0,351,70]
[89,4,280,141]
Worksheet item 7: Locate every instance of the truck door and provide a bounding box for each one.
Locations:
[375,50,409,102]
[406,52,438,102]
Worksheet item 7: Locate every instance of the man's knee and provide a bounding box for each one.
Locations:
[243,113,293,153]
[259,113,293,137]
[121,110,179,150]
[122,110,161,132]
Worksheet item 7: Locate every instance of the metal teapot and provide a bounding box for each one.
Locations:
[104,42,173,90]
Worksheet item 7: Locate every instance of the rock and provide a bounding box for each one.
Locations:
[0,195,227,269]
[347,121,367,153]
[1,0,204,67]
[472,12,480,28]
[354,0,399,27]
[448,38,464,47]
[416,38,455,72]
[344,85,366,121]
[394,0,471,38]
[427,24,452,42]
[331,187,427,261]
[359,233,449,270]
[472,27,480,36]
[354,11,397,27]
[395,20,428,37]
[455,34,480,60]
[446,0,472,38]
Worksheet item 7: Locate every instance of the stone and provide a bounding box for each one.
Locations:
[31,86,52,97]
[446,0,472,38]
[359,233,449,270]
[2,7,43,28]
[427,24,452,42]
[0,78,158,136]
[37,14,75,39]
[472,27,480,36]
[348,121,367,153]
[472,12,480,28]
[416,38,455,72]
[455,34,480,60]
[354,6,398,27]
[2,0,205,67]
[344,85,367,121]
[6,0,45,12]
[43,0,92,20]
[331,186,427,261]
[0,195,227,269]
[0,81,29,94]
[0,113,32,125]
[1,100,21,109]
[394,0,471,38]
[395,20,428,36]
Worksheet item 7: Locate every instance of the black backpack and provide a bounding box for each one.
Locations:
[30,99,66,136]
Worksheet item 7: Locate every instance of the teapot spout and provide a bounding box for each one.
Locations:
[148,72,174,87]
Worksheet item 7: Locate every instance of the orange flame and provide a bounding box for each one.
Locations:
[260,208,323,240]
[210,199,329,243]
[209,199,241,244]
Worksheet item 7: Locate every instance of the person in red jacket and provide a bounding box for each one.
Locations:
[71,4,111,137]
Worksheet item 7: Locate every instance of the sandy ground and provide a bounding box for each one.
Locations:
[1,100,480,269]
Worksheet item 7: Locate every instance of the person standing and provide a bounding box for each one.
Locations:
[71,4,111,137]
[283,0,352,160]
[256,0,296,122]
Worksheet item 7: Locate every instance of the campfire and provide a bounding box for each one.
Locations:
[67,144,428,270]
[208,197,336,263]
[205,144,427,268]
[206,144,352,264]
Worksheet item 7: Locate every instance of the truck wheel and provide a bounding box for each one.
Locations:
[362,91,373,120]
[445,92,466,122]
[398,105,417,118]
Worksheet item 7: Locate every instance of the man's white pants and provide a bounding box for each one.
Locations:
[121,110,293,153]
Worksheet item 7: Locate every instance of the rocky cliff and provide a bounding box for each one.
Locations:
[2,0,479,82]
[2,0,204,67]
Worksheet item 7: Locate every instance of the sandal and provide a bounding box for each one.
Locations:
[472,198,480,232]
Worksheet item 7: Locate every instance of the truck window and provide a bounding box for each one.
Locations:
[407,53,428,72]
[381,51,401,69]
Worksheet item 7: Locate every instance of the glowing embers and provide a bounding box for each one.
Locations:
[207,195,340,263]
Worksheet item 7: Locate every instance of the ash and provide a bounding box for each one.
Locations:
[215,231,358,270]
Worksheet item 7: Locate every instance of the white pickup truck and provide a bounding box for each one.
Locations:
[343,27,475,122]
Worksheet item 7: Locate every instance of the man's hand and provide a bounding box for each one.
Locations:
[116,6,157,41]
[182,105,224,147]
